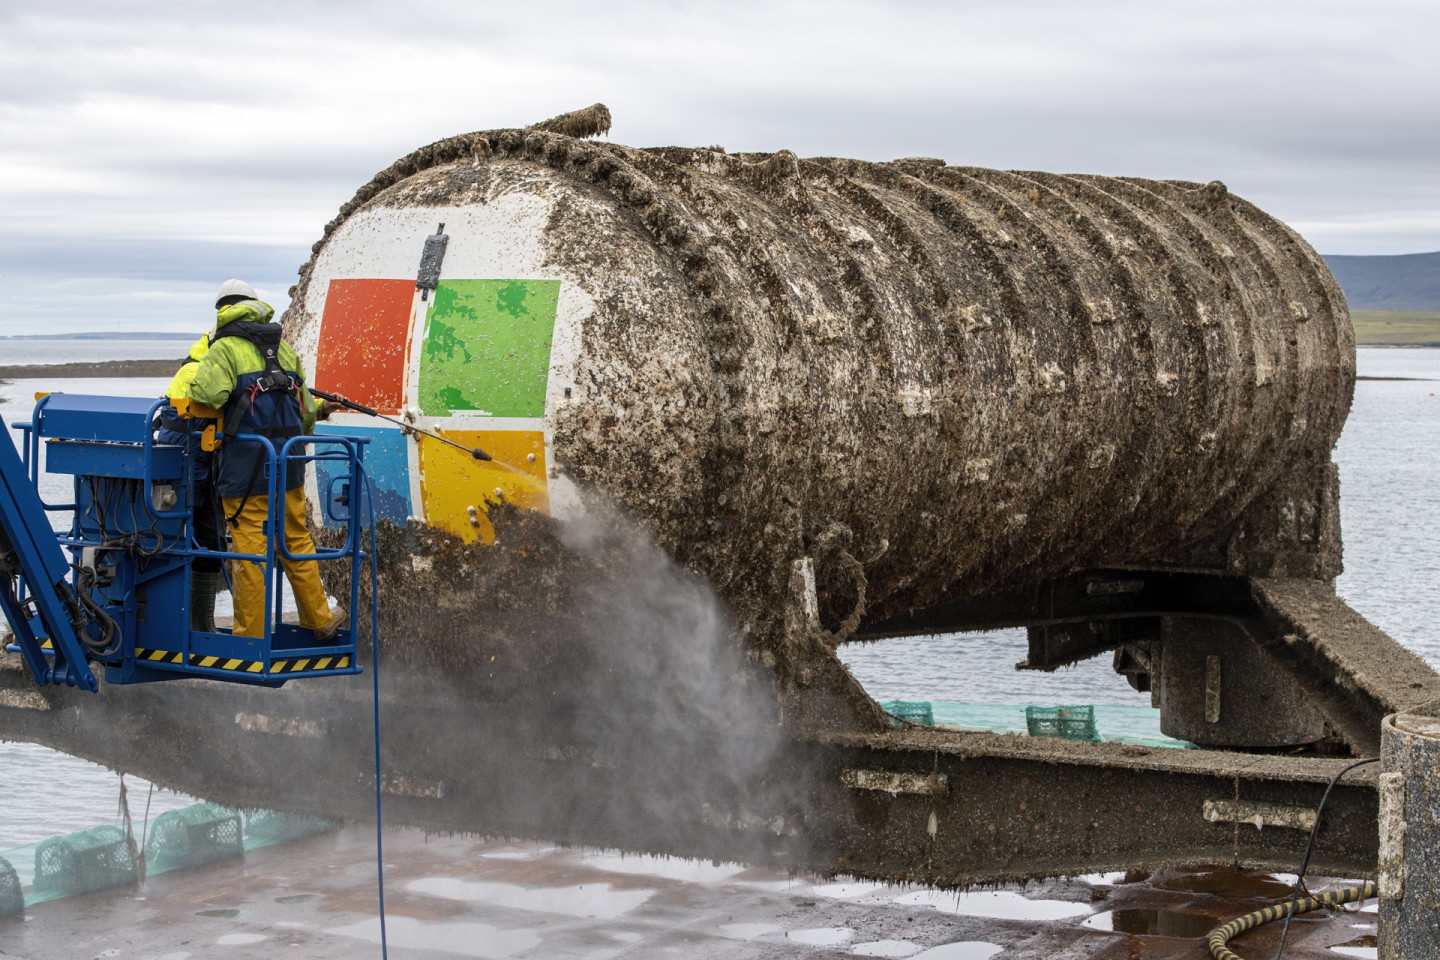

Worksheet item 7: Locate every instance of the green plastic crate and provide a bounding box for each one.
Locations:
[1026,704,1101,742]
[243,808,339,848]
[33,825,138,897]
[145,803,243,872]
[881,699,935,727]
[0,856,22,918]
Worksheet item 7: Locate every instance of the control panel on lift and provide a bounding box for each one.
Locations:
[0,393,369,691]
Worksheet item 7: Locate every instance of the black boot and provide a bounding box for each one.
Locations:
[190,569,221,632]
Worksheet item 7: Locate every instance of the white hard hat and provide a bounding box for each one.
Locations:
[215,278,258,308]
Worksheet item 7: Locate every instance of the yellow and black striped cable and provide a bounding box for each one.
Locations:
[1206,880,1376,960]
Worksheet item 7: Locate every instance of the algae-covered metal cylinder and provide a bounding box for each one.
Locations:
[285,119,1353,631]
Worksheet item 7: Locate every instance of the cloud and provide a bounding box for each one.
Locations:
[0,0,1436,333]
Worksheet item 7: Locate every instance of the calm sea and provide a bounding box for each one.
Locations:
[0,337,194,366]
[0,345,1437,851]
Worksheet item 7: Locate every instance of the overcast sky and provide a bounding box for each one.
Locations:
[1,0,1436,336]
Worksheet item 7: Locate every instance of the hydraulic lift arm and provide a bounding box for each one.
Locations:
[0,410,99,690]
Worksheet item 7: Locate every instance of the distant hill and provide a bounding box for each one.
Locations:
[1323,251,1440,311]
[0,331,191,341]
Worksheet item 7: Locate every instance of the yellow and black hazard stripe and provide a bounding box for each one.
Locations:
[132,648,351,676]
[270,655,352,675]
[190,654,265,674]
[135,647,187,666]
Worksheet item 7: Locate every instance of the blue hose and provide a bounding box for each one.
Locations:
[355,459,388,959]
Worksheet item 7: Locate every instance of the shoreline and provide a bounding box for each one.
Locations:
[0,359,177,385]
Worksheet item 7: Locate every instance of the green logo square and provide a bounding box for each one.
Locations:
[417,279,561,418]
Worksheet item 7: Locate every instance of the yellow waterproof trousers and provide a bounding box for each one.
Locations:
[222,487,333,639]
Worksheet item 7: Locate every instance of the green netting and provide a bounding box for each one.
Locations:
[242,808,339,849]
[144,803,243,872]
[5,804,345,910]
[881,699,935,727]
[1026,704,1101,742]
[33,825,138,897]
[0,856,22,918]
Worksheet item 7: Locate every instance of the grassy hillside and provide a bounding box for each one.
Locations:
[1350,310,1440,346]
[1324,251,1440,311]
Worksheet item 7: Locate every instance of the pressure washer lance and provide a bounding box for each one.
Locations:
[309,388,492,461]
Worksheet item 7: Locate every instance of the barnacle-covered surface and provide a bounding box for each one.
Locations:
[284,109,1353,733]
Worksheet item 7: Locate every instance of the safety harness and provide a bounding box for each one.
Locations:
[212,321,297,407]
[211,320,303,523]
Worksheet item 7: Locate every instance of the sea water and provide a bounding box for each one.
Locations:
[0,338,194,367]
[0,348,1437,848]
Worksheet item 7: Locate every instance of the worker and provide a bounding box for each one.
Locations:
[187,279,345,642]
[155,333,225,631]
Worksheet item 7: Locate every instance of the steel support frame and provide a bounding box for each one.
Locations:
[0,660,1379,886]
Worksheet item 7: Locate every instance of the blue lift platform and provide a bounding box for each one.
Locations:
[0,393,369,691]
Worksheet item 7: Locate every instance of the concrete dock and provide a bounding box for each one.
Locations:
[1,827,1377,959]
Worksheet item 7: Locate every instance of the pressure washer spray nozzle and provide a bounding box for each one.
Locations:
[311,386,494,463]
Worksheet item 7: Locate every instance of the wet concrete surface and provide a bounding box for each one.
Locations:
[0,829,1378,959]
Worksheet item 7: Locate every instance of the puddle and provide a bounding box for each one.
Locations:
[196,909,240,919]
[580,851,745,884]
[408,877,654,920]
[852,938,922,957]
[214,934,267,946]
[909,943,1003,960]
[274,894,317,905]
[731,878,807,893]
[481,845,556,860]
[894,889,1090,921]
[325,916,541,958]
[1076,872,1129,885]
[809,881,887,900]
[1158,868,1297,899]
[1330,948,1378,959]
[787,927,855,946]
[1084,908,1218,938]
[719,922,781,939]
